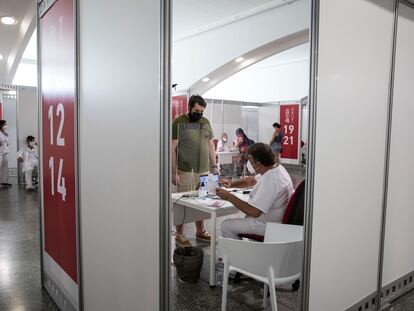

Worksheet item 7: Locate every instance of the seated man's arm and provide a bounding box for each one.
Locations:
[224,176,256,188]
[216,189,262,218]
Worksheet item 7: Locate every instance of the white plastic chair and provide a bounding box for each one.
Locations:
[219,223,303,311]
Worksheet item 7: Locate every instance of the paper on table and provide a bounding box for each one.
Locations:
[196,198,225,207]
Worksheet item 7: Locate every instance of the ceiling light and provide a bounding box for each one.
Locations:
[242,60,252,67]
[202,77,210,82]
[1,16,17,25]
[0,55,3,61]
[235,57,244,63]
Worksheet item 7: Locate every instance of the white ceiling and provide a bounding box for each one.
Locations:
[244,43,309,70]
[173,0,276,39]
[22,30,37,61]
[204,43,310,102]
[0,0,36,83]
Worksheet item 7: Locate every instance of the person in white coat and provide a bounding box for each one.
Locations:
[0,120,11,188]
[216,143,294,239]
[17,135,39,190]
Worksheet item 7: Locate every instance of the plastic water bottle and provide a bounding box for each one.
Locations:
[215,258,224,287]
[198,182,207,199]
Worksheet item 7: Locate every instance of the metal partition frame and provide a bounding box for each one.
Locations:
[303,1,408,311]
[301,0,319,309]
[377,1,399,309]
[160,0,171,310]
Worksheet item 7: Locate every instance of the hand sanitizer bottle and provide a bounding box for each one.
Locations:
[198,182,207,199]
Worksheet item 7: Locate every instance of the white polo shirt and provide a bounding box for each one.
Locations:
[248,165,294,223]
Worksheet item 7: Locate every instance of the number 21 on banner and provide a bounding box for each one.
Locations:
[283,124,295,145]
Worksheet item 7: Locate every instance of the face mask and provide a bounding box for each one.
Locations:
[29,141,35,147]
[188,111,203,122]
[247,160,256,174]
[222,138,227,142]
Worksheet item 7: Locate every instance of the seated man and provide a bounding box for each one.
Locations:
[216,143,294,239]
[17,135,39,191]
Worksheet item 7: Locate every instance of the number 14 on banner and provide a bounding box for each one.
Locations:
[49,157,67,202]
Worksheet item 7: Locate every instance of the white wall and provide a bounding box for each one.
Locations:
[204,99,243,141]
[172,0,310,90]
[258,104,280,144]
[309,0,395,310]
[204,44,310,102]
[79,0,160,310]
[382,2,414,287]
[2,94,18,169]
[17,86,38,148]
[301,105,308,144]
[223,101,242,142]
[241,108,259,142]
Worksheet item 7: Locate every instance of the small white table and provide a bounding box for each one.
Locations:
[171,192,247,287]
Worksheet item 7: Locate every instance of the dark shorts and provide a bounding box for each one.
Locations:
[271,142,282,152]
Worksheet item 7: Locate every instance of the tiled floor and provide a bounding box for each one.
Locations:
[0,178,58,311]
[387,289,414,311]
[170,165,306,311]
[2,167,412,311]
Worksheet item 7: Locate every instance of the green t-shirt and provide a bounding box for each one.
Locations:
[172,114,214,173]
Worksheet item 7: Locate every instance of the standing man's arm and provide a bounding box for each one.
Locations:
[209,139,218,174]
[172,140,179,185]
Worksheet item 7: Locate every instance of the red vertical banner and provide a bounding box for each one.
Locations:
[40,0,78,283]
[280,104,300,160]
[172,95,188,120]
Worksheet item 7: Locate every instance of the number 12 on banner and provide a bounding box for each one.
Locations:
[48,156,67,201]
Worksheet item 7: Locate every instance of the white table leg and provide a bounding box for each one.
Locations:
[210,211,217,287]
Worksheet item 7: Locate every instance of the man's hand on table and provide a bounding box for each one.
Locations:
[219,179,232,188]
[216,188,233,201]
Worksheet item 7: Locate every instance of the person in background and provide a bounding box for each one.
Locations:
[17,136,39,191]
[216,133,231,152]
[0,120,11,189]
[300,140,306,166]
[235,128,254,176]
[217,143,294,239]
[172,95,219,247]
[269,122,284,163]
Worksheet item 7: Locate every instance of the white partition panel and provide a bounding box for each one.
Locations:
[79,0,161,310]
[17,86,38,147]
[382,2,414,287]
[309,0,395,310]
[258,104,280,144]
[212,101,223,138]
[2,94,18,169]
[223,101,242,142]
